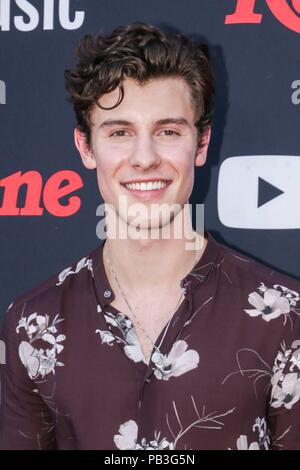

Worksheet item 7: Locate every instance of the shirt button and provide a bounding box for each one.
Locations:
[104,290,111,298]
[146,378,151,383]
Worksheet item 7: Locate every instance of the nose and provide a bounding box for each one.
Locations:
[128,133,162,169]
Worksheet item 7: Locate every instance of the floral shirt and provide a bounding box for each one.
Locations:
[0,232,300,450]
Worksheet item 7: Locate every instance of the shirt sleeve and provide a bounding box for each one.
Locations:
[0,303,57,450]
[268,317,300,450]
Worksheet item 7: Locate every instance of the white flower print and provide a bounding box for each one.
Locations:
[113,420,138,450]
[271,340,300,410]
[272,342,292,374]
[114,420,172,450]
[223,340,300,413]
[289,340,300,371]
[96,309,199,378]
[153,340,199,381]
[244,282,300,323]
[16,313,65,380]
[271,373,300,409]
[232,417,270,450]
[96,330,115,346]
[124,329,147,364]
[19,342,65,379]
[222,347,273,399]
[114,397,234,450]
[95,311,148,365]
[252,417,270,449]
[245,287,289,322]
[290,354,300,371]
[18,342,41,379]
[16,312,49,339]
[56,257,93,286]
[236,435,259,450]
[270,342,291,394]
[104,313,132,331]
[136,435,172,450]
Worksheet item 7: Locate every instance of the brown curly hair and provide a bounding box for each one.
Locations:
[64,22,215,147]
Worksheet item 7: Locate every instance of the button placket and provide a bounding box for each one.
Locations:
[138,374,152,409]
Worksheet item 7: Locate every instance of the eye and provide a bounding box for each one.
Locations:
[109,130,130,137]
[160,129,180,136]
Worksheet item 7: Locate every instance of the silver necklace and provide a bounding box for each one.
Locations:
[104,236,203,366]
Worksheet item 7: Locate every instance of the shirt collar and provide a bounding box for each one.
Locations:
[89,231,222,307]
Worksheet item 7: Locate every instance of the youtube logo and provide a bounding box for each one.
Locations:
[217,155,300,229]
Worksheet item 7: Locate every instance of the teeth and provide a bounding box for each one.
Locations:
[125,181,168,191]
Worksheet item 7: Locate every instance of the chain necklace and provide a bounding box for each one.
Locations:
[103,235,203,366]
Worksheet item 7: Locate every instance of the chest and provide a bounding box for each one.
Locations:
[109,293,186,364]
[135,327,157,365]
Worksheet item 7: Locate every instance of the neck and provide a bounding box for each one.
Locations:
[102,204,207,297]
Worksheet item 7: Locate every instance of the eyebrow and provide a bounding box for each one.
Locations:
[97,117,192,130]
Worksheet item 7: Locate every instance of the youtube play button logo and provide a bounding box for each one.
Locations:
[217,155,300,229]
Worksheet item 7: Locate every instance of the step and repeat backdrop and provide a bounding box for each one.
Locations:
[1,0,300,319]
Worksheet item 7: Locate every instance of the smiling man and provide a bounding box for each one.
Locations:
[74,73,211,363]
[1,22,300,450]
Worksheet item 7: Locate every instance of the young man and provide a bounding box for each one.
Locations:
[1,22,300,450]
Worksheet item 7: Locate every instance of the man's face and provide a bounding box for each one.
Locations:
[75,76,210,231]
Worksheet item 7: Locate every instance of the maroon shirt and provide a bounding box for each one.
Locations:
[1,232,300,450]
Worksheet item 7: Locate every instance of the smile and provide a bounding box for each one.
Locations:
[124,180,168,191]
[120,180,172,199]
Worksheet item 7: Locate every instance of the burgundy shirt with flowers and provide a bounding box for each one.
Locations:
[0,232,300,450]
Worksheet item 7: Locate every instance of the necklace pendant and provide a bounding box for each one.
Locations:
[151,350,164,367]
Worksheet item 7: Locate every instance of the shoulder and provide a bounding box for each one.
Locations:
[217,239,300,292]
[213,237,300,326]
[2,246,98,330]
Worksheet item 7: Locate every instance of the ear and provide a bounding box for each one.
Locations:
[74,128,97,170]
[194,126,211,167]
